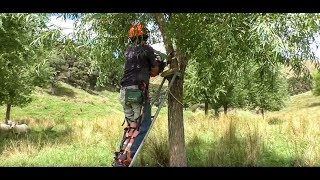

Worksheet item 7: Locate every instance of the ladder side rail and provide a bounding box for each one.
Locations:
[151,77,166,107]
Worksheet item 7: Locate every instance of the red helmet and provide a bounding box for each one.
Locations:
[128,23,149,38]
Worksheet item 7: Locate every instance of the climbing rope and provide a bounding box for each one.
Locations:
[168,89,184,107]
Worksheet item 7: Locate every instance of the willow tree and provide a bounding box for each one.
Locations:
[184,14,254,116]
[66,13,320,167]
[151,13,320,166]
[312,70,320,96]
[0,13,61,123]
[183,14,301,117]
[68,13,191,166]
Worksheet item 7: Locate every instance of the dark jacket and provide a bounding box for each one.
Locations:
[120,44,157,87]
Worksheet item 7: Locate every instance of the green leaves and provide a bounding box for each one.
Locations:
[182,13,314,113]
[312,70,320,96]
[0,13,58,110]
[41,13,319,114]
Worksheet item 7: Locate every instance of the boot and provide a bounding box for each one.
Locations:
[112,152,129,167]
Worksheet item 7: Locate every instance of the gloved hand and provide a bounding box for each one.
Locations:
[156,59,166,73]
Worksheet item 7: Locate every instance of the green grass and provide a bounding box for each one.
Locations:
[270,91,320,119]
[1,82,320,167]
[0,82,123,122]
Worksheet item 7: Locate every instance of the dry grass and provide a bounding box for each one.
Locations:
[1,83,320,167]
[1,109,320,167]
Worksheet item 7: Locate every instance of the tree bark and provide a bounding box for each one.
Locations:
[223,104,228,115]
[153,13,175,65]
[261,108,265,119]
[167,76,187,166]
[154,13,187,167]
[5,103,11,124]
[205,101,209,115]
[214,107,219,118]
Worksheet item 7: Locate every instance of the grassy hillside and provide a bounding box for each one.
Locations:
[0,83,123,122]
[269,91,320,119]
[1,82,320,167]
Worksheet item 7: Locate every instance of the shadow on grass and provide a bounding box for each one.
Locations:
[308,102,320,108]
[48,85,76,98]
[134,137,170,167]
[136,123,296,167]
[267,117,285,125]
[188,137,296,166]
[186,128,297,167]
[0,124,73,155]
[95,85,120,93]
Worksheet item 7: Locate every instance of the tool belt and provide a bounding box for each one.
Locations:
[125,88,144,105]
[123,82,148,105]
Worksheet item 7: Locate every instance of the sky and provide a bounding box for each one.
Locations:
[48,15,320,58]
[47,15,167,54]
[48,16,75,37]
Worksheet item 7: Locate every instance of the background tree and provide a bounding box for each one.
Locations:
[63,13,320,167]
[246,61,289,118]
[0,13,61,123]
[287,76,313,95]
[312,70,320,96]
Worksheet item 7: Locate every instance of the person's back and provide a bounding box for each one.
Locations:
[121,43,157,88]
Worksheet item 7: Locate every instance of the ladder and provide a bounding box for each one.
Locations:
[129,69,180,167]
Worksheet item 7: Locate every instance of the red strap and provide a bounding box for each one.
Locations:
[116,150,132,166]
[116,124,141,166]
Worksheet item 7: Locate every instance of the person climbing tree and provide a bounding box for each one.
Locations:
[113,23,165,167]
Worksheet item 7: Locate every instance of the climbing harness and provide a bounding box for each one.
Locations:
[113,81,147,167]
[114,121,140,166]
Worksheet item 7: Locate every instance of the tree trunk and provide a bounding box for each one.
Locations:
[5,103,11,124]
[50,82,56,95]
[261,108,265,119]
[154,13,187,167]
[153,13,175,64]
[205,101,209,115]
[223,104,228,115]
[214,107,219,118]
[168,76,187,166]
